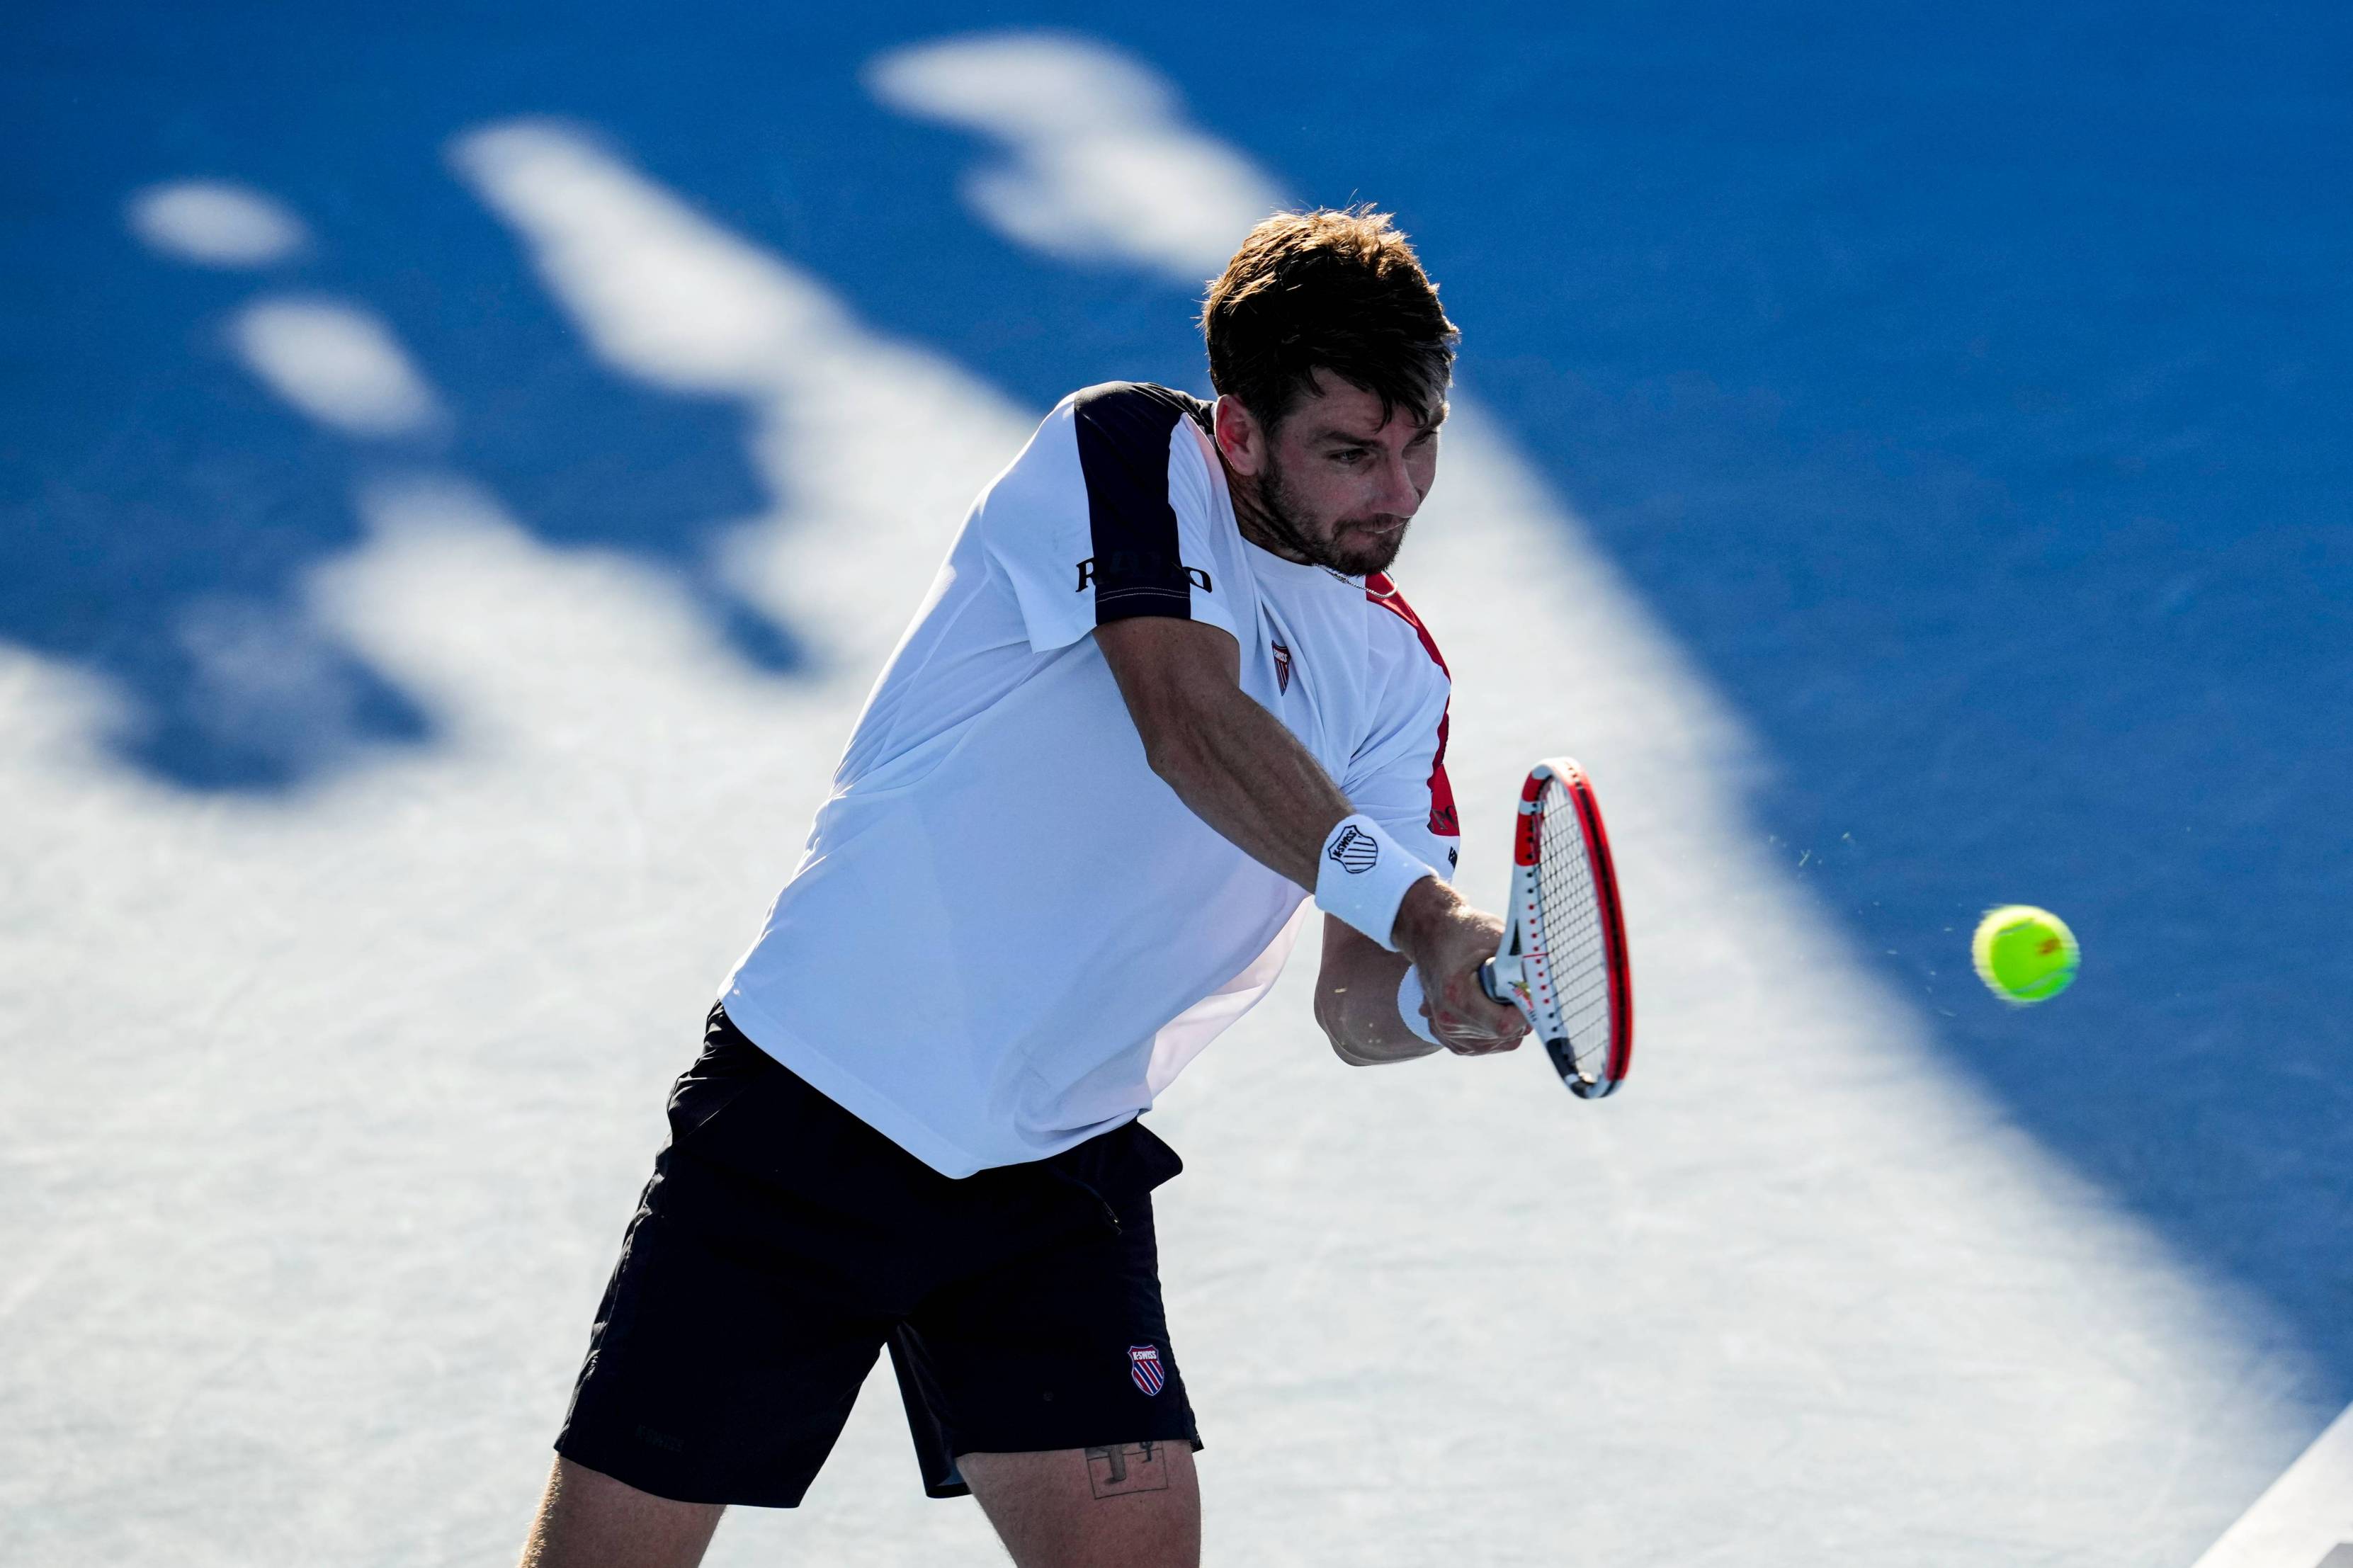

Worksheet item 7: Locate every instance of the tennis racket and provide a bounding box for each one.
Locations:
[1478,758,1633,1099]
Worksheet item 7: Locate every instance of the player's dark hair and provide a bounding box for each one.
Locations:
[1201,207,1458,433]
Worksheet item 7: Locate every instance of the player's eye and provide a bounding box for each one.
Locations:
[1329,448,1370,465]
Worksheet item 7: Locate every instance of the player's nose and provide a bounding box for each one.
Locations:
[1374,451,1422,516]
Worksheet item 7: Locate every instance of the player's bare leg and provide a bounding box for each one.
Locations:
[516,1456,723,1568]
[958,1443,1201,1568]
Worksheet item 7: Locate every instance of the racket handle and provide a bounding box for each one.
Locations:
[1478,957,1504,1004]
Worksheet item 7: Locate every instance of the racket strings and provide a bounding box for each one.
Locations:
[1534,783,1614,1072]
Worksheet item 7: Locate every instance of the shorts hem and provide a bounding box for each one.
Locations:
[946,1429,1205,1457]
[551,1432,815,1511]
[917,1429,1203,1503]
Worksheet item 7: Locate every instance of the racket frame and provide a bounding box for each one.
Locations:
[1481,757,1633,1098]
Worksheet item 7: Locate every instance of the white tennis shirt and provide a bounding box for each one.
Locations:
[720,383,1458,1176]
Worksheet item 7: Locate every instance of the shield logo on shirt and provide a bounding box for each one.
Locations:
[1128,1343,1167,1397]
[1271,639,1293,694]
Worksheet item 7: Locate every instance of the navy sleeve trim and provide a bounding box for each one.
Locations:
[1070,382,1215,626]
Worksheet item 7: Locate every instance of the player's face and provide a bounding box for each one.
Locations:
[1225,375,1445,577]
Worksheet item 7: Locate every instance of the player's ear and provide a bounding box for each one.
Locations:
[1213,393,1267,478]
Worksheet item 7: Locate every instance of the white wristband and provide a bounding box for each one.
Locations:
[1314,813,1437,953]
[1396,966,1441,1046]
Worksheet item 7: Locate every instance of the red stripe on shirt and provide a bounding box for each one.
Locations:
[1363,572,1458,840]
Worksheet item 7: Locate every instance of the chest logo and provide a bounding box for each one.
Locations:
[1271,639,1293,694]
[1074,555,1213,593]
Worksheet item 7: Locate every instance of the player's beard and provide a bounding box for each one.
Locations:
[1256,451,1410,578]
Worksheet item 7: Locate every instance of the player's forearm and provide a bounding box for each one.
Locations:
[1131,666,1354,893]
[1099,615,1443,949]
[1315,950,1441,1064]
[1332,1018,1439,1065]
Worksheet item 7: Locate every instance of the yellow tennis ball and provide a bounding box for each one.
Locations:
[1971,905,2080,1004]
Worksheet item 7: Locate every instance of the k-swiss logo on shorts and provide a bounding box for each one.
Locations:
[1327,824,1379,874]
[1271,639,1293,693]
[1128,1343,1167,1397]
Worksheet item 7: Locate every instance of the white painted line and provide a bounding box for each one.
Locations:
[2192,1402,2353,1568]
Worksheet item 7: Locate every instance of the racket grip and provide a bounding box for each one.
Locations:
[1478,957,1504,1004]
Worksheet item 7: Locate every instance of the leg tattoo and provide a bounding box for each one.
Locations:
[1083,1441,1172,1499]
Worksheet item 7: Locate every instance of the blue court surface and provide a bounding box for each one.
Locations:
[4,6,2348,1564]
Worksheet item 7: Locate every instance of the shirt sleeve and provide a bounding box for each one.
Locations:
[975,382,1242,653]
[1344,580,1461,877]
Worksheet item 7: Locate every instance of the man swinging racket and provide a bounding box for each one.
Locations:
[520,208,1529,1568]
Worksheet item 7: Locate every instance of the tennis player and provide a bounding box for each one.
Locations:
[519,208,1528,1568]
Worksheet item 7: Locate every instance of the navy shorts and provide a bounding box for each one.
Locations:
[554,1005,1199,1507]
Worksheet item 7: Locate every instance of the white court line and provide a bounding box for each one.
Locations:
[2192,1402,2353,1568]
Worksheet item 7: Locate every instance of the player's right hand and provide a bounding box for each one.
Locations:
[1394,879,1529,1056]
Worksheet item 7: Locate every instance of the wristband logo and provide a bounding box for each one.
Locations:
[1328,824,1379,873]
